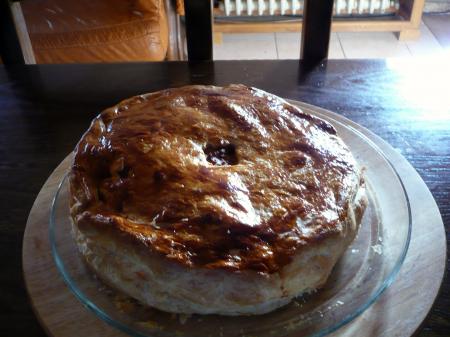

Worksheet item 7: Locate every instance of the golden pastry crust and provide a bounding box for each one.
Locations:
[70,84,365,275]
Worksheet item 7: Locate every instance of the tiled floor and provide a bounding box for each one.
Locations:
[423,13,450,48]
[214,14,449,60]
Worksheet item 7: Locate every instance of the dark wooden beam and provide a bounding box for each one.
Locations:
[0,0,25,65]
[300,0,334,64]
[184,0,213,62]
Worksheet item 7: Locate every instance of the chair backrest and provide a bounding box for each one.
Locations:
[184,0,335,64]
[0,0,182,64]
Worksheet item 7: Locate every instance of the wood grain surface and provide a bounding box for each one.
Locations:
[0,60,448,336]
[23,156,128,337]
[21,102,446,337]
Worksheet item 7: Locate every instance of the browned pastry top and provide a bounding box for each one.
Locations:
[69,84,361,274]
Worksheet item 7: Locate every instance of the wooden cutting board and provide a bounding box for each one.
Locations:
[22,102,446,337]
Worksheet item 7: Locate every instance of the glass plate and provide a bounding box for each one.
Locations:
[50,110,411,337]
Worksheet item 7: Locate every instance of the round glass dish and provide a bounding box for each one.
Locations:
[50,110,411,337]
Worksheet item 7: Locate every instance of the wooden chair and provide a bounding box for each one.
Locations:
[0,0,184,64]
[184,0,334,64]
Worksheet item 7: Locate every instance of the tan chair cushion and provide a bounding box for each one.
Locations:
[21,0,168,63]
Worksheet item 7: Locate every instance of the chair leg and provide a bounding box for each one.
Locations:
[165,0,183,60]
[397,29,421,41]
[177,15,187,61]
[300,0,334,64]
[10,3,36,64]
[0,0,25,64]
[184,0,213,61]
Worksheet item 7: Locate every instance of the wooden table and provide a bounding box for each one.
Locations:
[0,59,448,336]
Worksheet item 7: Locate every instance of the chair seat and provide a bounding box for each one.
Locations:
[21,0,168,63]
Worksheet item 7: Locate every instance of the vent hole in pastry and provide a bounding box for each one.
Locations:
[204,143,238,166]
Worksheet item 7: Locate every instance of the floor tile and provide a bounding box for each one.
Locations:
[213,33,277,60]
[275,32,300,59]
[338,31,411,58]
[213,16,449,61]
[275,32,344,59]
[329,33,345,59]
[406,21,444,56]
[423,13,450,49]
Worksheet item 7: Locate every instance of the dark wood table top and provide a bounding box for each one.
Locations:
[0,59,448,337]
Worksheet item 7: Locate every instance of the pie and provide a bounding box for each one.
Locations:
[69,84,367,315]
